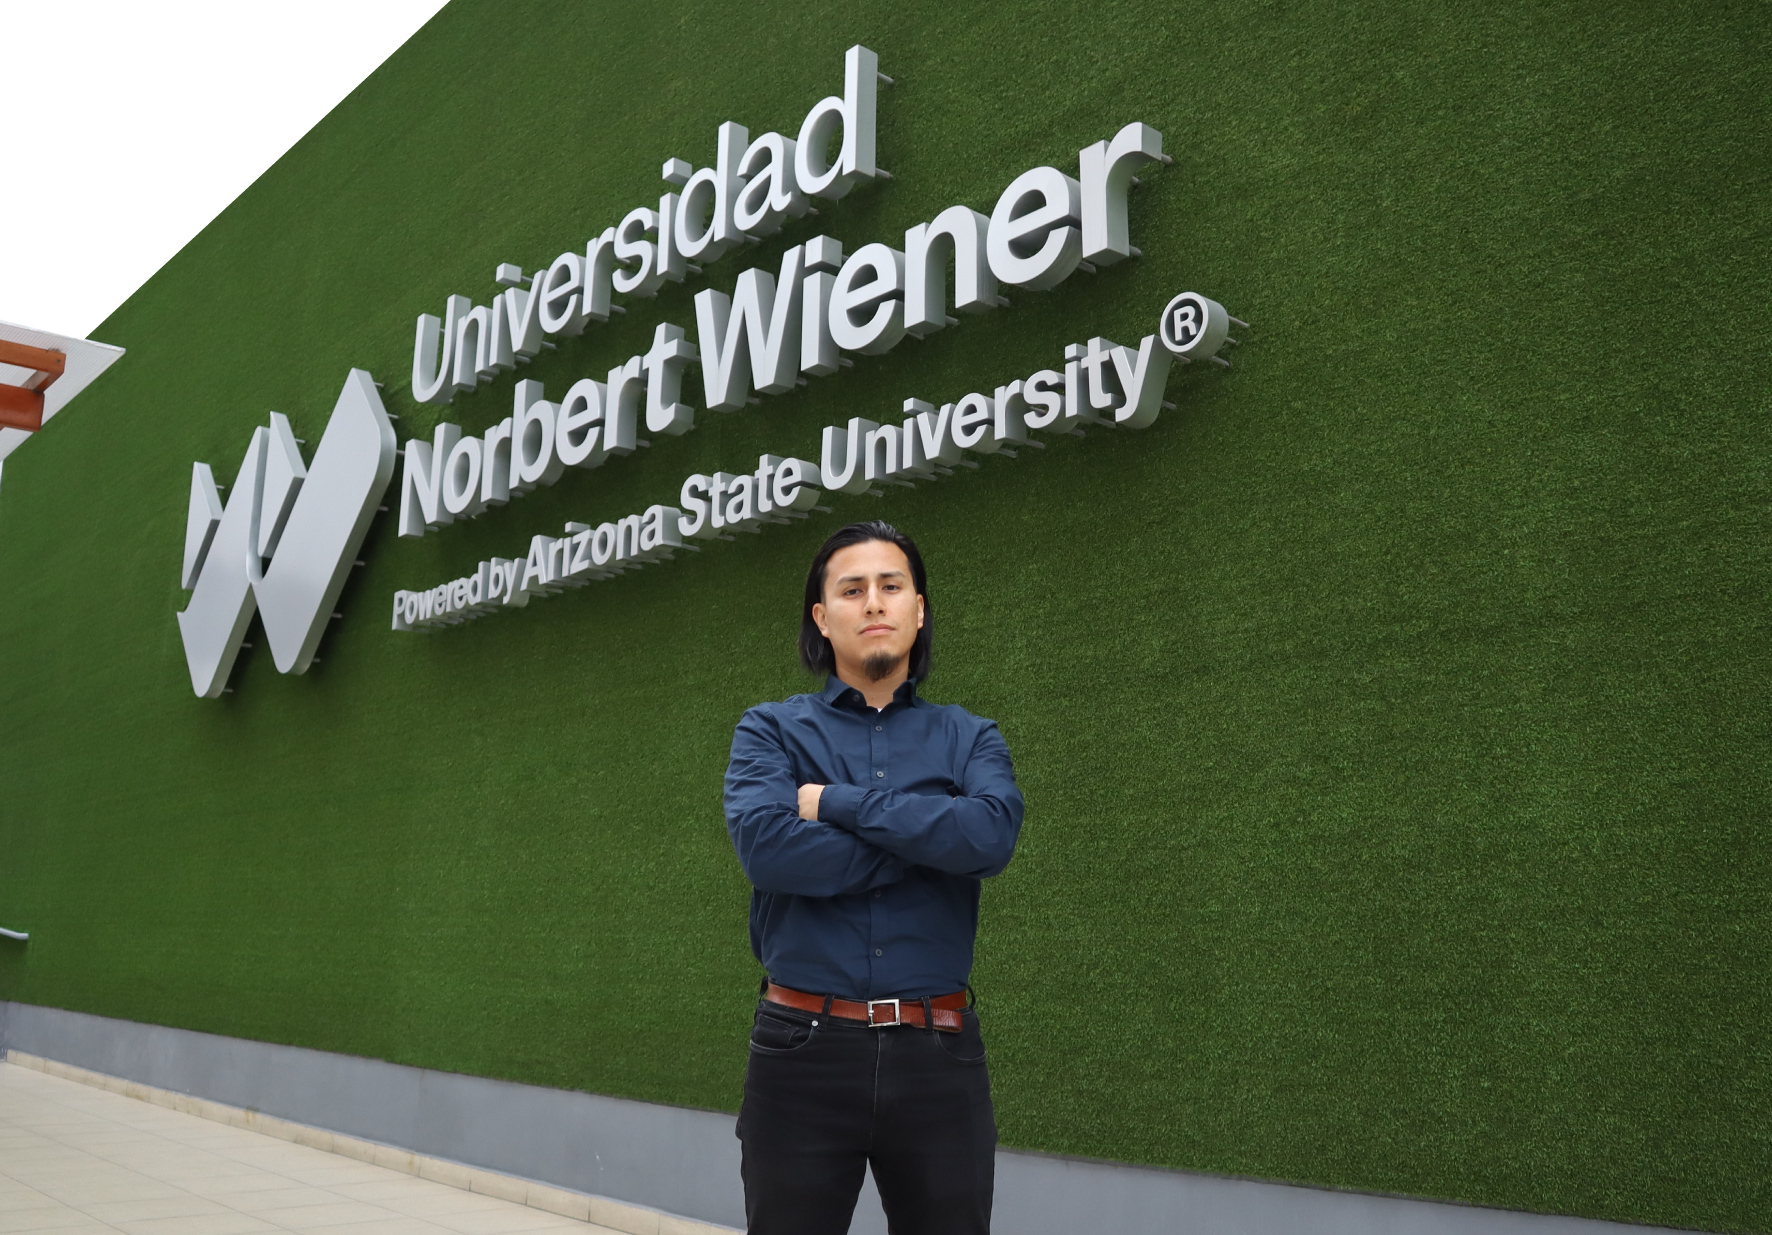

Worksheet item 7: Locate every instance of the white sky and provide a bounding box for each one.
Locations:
[0,0,451,339]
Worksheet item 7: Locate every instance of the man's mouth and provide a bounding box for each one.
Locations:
[860,624,894,635]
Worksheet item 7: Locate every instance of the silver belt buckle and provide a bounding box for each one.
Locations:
[866,998,901,1028]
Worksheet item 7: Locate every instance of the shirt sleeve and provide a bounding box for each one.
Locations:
[725,705,908,897]
[817,719,1023,879]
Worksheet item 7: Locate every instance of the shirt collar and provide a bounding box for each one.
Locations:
[822,675,919,712]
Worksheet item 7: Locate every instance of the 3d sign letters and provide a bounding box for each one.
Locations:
[178,46,1249,689]
[177,370,396,696]
[390,301,1245,633]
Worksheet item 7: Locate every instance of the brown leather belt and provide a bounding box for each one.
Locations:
[765,982,967,1033]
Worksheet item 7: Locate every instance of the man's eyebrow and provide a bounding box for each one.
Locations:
[833,570,909,584]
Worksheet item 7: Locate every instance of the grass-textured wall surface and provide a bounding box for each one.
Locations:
[1,2,1767,1229]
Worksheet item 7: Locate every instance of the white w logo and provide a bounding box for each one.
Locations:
[177,370,397,698]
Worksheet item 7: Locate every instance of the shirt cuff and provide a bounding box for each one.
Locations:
[817,782,866,828]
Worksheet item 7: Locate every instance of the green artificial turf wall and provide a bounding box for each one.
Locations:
[1,1,1767,1229]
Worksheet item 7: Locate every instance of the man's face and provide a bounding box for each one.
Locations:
[813,540,925,679]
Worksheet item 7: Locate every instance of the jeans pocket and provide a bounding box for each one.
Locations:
[750,1011,816,1054]
[934,1011,988,1064]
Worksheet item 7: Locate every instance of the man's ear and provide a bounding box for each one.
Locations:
[917,595,926,629]
[812,601,829,637]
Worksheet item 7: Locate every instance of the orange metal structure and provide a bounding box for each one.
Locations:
[0,339,67,432]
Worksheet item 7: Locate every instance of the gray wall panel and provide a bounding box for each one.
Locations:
[990,1150,1674,1235]
[1,1003,1679,1235]
[0,1002,746,1228]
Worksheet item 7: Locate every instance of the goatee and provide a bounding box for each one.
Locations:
[862,651,902,682]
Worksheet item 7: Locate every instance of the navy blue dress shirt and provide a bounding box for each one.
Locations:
[724,676,1024,1000]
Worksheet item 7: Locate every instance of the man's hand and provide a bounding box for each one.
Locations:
[798,783,825,821]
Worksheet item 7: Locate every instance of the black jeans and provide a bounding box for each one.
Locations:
[737,998,996,1234]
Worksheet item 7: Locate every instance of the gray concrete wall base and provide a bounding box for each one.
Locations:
[0,1002,1679,1234]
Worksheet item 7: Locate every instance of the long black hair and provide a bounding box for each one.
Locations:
[799,521,933,682]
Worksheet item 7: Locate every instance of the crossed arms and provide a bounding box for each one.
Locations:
[724,709,1024,897]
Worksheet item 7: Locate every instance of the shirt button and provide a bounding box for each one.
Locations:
[875,725,883,731]
[875,770,885,778]
[875,949,883,957]
[873,890,882,898]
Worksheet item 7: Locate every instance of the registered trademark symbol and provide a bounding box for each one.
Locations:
[1158,292,1248,367]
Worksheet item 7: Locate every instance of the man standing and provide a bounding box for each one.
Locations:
[724,520,1024,1235]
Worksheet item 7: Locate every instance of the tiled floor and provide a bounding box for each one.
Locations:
[0,1062,616,1234]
